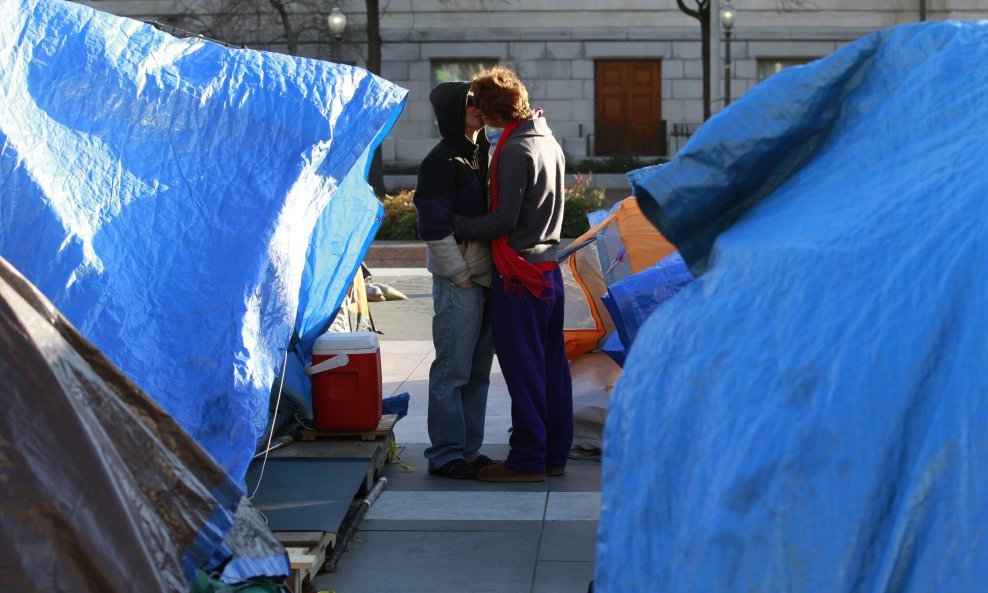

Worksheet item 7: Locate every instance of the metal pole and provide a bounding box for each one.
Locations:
[920,0,926,21]
[325,476,387,572]
[724,31,732,107]
[332,37,341,63]
[711,0,723,119]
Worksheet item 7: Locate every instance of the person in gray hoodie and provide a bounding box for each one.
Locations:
[413,81,497,479]
[454,65,573,483]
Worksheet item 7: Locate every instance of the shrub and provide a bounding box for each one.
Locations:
[375,175,606,241]
[376,189,419,241]
[562,172,606,238]
[568,155,668,174]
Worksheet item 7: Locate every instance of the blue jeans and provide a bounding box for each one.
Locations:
[425,277,494,469]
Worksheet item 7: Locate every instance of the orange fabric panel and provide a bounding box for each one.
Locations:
[566,329,602,360]
[612,197,676,273]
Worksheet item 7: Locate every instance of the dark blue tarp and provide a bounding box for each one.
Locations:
[599,21,988,592]
[600,251,693,366]
[0,0,407,485]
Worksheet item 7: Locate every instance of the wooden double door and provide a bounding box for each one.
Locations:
[594,60,664,156]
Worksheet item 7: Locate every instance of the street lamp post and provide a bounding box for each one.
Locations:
[328,4,347,63]
[719,0,736,107]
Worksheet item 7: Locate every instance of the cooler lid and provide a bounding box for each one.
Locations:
[312,331,380,354]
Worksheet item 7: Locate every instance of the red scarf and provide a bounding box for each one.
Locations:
[490,118,554,299]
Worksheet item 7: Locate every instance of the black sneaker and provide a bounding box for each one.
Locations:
[469,454,498,470]
[428,458,478,479]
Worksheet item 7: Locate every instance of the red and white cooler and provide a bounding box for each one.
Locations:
[305,331,382,431]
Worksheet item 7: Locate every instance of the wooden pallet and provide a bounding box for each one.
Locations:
[299,413,398,442]
[279,531,335,593]
[269,414,399,588]
[269,438,385,495]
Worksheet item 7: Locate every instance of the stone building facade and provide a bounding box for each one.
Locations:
[79,0,988,165]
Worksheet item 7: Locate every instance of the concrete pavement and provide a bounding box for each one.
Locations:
[311,268,599,593]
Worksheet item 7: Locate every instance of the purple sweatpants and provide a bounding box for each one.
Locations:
[491,266,573,474]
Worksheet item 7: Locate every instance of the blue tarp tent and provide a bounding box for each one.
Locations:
[600,251,693,366]
[0,0,407,485]
[598,21,988,592]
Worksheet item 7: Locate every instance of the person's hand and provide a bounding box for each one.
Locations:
[455,279,474,288]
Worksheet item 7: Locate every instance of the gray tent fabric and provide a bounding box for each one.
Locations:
[0,256,287,592]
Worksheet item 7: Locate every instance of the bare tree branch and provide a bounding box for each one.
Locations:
[164,0,328,56]
[267,0,298,55]
[676,0,701,21]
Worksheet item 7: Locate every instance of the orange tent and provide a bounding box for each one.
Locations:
[562,197,676,359]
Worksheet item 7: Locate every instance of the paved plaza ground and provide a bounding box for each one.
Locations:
[312,269,599,593]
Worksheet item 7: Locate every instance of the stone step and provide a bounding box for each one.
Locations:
[364,240,426,270]
[365,238,586,270]
[385,173,632,193]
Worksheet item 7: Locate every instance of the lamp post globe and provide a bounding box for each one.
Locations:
[328,6,347,40]
[328,5,346,62]
[719,1,736,32]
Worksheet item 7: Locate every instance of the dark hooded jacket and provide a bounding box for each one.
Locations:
[413,81,492,286]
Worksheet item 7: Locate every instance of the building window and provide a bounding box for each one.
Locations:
[757,58,815,82]
[432,60,497,87]
[430,60,497,137]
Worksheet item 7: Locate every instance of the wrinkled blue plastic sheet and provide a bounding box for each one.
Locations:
[0,0,407,485]
[600,22,988,592]
[600,251,693,366]
[599,331,626,368]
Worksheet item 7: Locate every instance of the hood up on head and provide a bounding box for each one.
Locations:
[430,81,473,142]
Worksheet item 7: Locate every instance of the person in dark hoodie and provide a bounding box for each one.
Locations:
[413,81,497,479]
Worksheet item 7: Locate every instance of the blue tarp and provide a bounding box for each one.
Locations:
[600,251,693,366]
[0,0,407,485]
[599,21,988,592]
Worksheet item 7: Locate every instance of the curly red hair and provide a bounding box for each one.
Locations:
[470,65,534,123]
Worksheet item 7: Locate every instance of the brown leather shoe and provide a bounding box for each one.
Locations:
[477,461,544,482]
[548,467,565,477]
